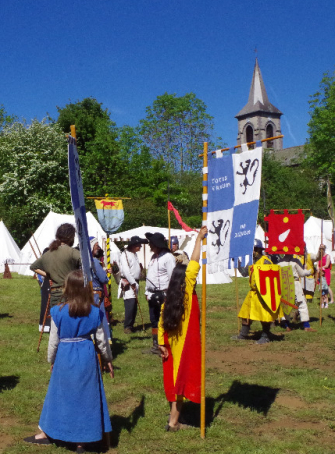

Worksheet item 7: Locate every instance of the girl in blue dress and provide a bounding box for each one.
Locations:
[24,270,113,453]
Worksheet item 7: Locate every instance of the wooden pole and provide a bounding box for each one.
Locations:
[199,135,284,157]
[32,233,42,256]
[106,237,112,299]
[235,268,240,333]
[200,142,208,439]
[320,220,324,326]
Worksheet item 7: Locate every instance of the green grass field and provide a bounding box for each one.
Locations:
[1,273,335,454]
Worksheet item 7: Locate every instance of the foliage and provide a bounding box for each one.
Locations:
[56,97,112,155]
[0,120,71,245]
[0,104,16,131]
[140,92,214,173]
[305,71,335,181]
[259,152,327,224]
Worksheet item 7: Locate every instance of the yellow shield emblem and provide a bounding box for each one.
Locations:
[254,264,282,313]
[280,265,296,315]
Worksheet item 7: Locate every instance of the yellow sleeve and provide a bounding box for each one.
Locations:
[158,303,165,345]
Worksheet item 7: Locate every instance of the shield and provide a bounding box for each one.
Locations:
[280,265,296,315]
[254,264,282,313]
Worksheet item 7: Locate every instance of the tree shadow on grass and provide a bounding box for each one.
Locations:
[181,380,279,428]
[110,395,145,448]
[0,375,19,393]
[0,313,13,319]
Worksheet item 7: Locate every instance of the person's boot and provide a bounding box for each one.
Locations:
[256,322,271,344]
[231,324,250,340]
[150,334,160,355]
[142,329,161,355]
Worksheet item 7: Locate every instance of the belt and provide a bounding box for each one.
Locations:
[93,290,103,297]
[60,336,91,343]
[50,287,62,293]
[121,277,139,284]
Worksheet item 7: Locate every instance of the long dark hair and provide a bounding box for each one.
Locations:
[60,270,97,317]
[49,223,76,251]
[162,264,187,332]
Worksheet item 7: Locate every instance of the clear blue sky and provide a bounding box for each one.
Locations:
[1,0,335,149]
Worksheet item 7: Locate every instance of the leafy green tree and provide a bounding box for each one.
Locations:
[56,97,111,155]
[139,92,214,173]
[260,153,327,225]
[0,120,71,245]
[305,71,335,181]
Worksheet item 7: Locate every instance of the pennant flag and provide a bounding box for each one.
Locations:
[95,199,124,234]
[167,201,194,232]
[264,209,304,255]
[68,136,94,285]
[206,142,262,270]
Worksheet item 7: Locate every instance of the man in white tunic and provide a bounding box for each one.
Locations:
[119,236,147,334]
[278,255,316,332]
[145,232,176,354]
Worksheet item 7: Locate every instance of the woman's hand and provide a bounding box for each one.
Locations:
[198,226,208,240]
[107,362,114,379]
[158,345,169,359]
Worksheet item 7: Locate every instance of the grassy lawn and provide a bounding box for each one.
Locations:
[1,273,335,454]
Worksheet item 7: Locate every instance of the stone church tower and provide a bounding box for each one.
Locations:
[235,58,283,150]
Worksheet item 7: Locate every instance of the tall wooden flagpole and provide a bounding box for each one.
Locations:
[201,142,208,439]
[320,220,324,326]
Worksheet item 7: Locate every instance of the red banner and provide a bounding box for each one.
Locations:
[167,202,194,232]
[264,209,305,255]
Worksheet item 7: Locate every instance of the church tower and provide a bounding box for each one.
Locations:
[235,58,283,150]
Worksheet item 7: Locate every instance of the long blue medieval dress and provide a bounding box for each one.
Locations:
[39,304,112,443]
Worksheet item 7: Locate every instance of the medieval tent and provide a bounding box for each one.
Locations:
[18,211,107,276]
[304,216,334,260]
[0,221,21,273]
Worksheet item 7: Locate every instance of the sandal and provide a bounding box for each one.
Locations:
[24,435,52,445]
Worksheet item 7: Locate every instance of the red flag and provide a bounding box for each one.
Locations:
[264,209,305,255]
[167,202,194,232]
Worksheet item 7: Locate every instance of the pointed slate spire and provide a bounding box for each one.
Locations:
[235,58,282,118]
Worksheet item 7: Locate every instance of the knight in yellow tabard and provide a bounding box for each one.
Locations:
[234,239,284,344]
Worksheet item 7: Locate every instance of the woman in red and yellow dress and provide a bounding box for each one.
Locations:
[158,226,207,432]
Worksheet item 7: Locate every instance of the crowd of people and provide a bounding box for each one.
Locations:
[24,223,332,451]
[25,224,207,451]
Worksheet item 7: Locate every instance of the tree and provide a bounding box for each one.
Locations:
[259,153,327,225]
[56,97,112,155]
[305,71,335,181]
[0,120,71,245]
[139,93,214,173]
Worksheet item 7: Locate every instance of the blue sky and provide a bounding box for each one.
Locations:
[1,0,335,149]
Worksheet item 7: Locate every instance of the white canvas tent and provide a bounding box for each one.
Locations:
[0,221,21,273]
[18,211,107,276]
[304,216,334,261]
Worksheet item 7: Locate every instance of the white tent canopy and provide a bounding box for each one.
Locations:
[304,216,334,260]
[0,221,21,273]
[18,211,107,276]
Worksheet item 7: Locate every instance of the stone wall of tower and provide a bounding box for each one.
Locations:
[236,113,282,150]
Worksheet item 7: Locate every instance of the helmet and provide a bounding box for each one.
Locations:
[254,238,264,249]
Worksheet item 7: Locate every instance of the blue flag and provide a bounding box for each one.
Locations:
[68,137,94,285]
[206,142,262,270]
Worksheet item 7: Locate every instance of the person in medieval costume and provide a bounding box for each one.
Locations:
[234,239,284,344]
[89,237,112,344]
[277,254,316,331]
[158,226,207,431]
[317,244,334,305]
[30,224,81,308]
[145,232,176,355]
[119,236,148,334]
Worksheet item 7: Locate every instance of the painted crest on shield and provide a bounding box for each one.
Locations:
[279,265,295,315]
[254,264,282,313]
